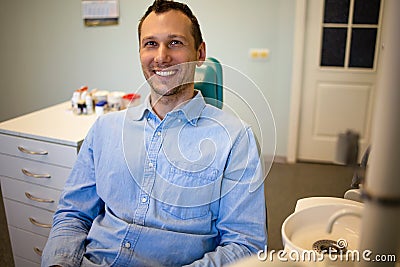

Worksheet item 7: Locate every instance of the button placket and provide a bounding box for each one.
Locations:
[133,121,164,226]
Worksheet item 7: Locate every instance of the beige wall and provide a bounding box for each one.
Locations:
[0,0,295,157]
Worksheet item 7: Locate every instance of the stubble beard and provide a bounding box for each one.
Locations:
[145,63,196,98]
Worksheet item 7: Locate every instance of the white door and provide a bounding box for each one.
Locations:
[298,0,383,163]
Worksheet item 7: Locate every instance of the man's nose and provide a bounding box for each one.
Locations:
[154,44,170,64]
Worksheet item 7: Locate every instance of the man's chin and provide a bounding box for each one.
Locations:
[152,86,180,97]
[154,83,194,98]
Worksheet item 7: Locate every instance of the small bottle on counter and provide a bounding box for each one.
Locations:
[71,91,81,114]
[95,100,107,116]
[86,95,94,115]
[77,99,86,115]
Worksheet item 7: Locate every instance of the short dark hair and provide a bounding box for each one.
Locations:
[138,0,203,49]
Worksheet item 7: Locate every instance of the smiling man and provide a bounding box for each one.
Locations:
[41,1,267,266]
[138,2,206,119]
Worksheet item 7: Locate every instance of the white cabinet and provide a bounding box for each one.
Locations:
[0,102,96,266]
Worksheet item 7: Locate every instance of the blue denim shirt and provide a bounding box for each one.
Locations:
[42,92,267,267]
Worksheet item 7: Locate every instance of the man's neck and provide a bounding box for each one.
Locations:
[150,88,195,120]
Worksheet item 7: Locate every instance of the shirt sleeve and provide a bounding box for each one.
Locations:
[184,127,268,266]
[41,121,105,267]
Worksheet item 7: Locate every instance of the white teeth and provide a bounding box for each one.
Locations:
[155,70,176,77]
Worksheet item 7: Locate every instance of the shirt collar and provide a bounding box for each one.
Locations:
[125,95,151,122]
[127,90,206,126]
[170,90,205,126]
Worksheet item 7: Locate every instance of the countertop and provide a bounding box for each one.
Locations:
[0,102,98,146]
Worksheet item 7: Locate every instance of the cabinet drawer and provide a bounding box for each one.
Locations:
[8,226,47,264]
[1,177,61,211]
[0,154,71,190]
[14,256,40,267]
[0,134,77,168]
[4,199,53,237]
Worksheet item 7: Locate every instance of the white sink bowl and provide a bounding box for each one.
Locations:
[282,197,363,254]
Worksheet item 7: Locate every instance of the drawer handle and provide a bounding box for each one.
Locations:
[22,168,51,179]
[33,247,43,257]
[18,146,48,156]
[29,217,52,228]
[25,192,55,203]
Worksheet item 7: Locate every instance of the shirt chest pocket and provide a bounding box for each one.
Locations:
[162,203,210,220]
[160,162,220,220]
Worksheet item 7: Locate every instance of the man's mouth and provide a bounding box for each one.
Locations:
[154,69,178,77]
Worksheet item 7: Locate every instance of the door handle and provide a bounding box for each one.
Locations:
[29,217,52,228]
[33,247,43,257]
[25,192,54,203]
[22,168,51,179]
[18,146,48,156]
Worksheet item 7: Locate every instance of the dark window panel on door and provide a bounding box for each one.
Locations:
[349,28,377,68]
[324,0,350,23]
[353,0,381,25]
[321,27,348,67]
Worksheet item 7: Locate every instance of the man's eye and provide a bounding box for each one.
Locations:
[144,41,157,47]
[170,40,183,46]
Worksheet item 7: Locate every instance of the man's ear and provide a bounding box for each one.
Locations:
[196,42,206,66]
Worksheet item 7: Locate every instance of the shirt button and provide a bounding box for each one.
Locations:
[148,162,153,168]
[157,131,161,136]
[141,196,148,203]
[125,242,131,248]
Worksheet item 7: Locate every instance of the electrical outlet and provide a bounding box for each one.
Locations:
[249,48,270,60]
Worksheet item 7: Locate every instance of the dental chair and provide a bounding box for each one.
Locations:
[194,57,223,109]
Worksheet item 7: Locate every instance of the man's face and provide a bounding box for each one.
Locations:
[139,10,205,97]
